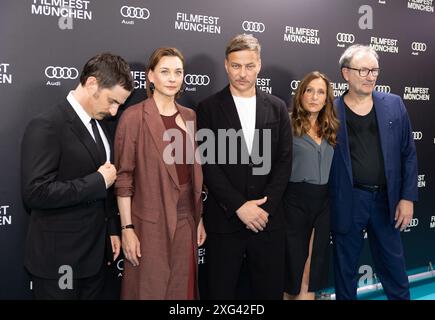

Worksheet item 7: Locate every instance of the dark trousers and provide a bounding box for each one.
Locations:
[332,187,410,300]
[204,227,285,300]
[31,266,106,300]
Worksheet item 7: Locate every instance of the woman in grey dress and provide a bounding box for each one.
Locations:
[284,71,339,300]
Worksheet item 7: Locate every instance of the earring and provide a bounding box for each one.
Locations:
[149,81,155,94]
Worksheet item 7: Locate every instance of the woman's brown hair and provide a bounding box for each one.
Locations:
[291,71,339,146]
[146,47,185,98]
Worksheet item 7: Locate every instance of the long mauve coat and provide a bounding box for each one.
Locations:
[114,97,203,299]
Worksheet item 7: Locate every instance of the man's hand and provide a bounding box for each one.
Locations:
[197,217,207,246]
[236,196,269,233]
[108,235,121,265]
[98,162,117,188]
[394,199,414,231]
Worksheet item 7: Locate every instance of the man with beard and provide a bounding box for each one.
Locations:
[196,34,292,299]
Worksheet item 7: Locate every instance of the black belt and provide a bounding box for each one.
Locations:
[354,183,387,193]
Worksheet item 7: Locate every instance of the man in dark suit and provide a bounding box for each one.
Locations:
[329,44,418,300]
[21,53,133,299]
[196,34,292,299]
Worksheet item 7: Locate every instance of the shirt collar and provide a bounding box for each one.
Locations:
[67,91,92,125]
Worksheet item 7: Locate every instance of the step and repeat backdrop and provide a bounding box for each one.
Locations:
[1,0,434,299]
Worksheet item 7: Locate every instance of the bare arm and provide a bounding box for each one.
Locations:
[117,196,141,267]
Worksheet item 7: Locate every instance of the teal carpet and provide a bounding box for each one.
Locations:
[360,277,435,300]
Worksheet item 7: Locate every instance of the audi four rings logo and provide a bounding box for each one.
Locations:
[242,21,265,33]
[375,85,391,93]
[184,74,210,86]
[290,80,300,90]
[411,42,427,52]
[120,6,150,19]
[407,218,419,228]
[116,259,124,271]
[413,132,423,140]
[45,66,79,79]
[336,33,355,43]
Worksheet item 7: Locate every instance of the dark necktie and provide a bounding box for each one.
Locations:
[90,119,106,165]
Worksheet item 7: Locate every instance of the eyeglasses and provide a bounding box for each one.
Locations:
[345,66,380,77]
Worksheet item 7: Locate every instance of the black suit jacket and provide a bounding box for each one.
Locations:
[196,86,292,233]
[21,102,120,279]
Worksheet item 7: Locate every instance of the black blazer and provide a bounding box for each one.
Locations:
[196,86,292,233]
[21,102,120,279]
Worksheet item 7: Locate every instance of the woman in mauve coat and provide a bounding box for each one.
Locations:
[114,47,206,300]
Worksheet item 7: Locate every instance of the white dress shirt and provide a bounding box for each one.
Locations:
[67,91,110,162]
[233,95,256,154]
